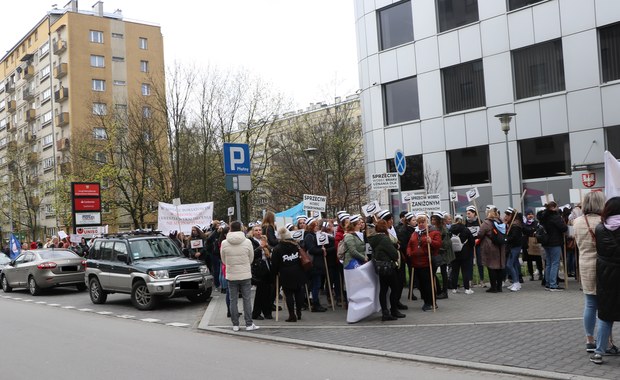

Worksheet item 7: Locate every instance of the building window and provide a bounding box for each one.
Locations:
[0,118,6,130]
[437,0,479,32]
[378,1,413,51]
[90,30,104,43]
[508,0,544,11]
[111,33,124,38]
[386,154,424,191]
[139,37,148,50]
[600,23,620,83]
[142,106,152,118]
[141,83,151,96]
[112,56,125,62]
[42,111,52,126]
[40,65,51,80]
[607,127,620,158]
[93,103,107,116]
[513,39,565,99]
[40,42,49,57]
[520,134,571,179]
[90,55,105,68]
[93,127,107,140]
[442,59,485,113]
[113,80,126,86]
[94,152,107,164]
[42,88,52,102]
[140,60,149,73]
[383,76,420,125]
[42,133,53,147]
[92,79,106,92]
[448,145,490,186]
[0,100,5,111]
[43,157,54,170]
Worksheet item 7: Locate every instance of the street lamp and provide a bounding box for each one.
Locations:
[495,112,516,206]
[325,168,333,216]
[303,147,318,195]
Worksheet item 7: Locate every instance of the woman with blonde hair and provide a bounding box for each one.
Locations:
[261,211,278,248]
[478,206,506,293]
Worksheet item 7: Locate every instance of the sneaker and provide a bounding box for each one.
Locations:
[232,326,239,332]
[451,289,458,294]
[606,344,619,355]
[590,353,603,364]
[549,287,564,292]
[510,283,521,292]
[246,324,260,331]
[586,342,596,352]
[465,289,474,295]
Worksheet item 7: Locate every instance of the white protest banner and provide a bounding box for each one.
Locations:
[70,234,80,243]
[569,189,593,204]
[605,151,620,199]
[158,201,214,235]
[449,191,458,202]
[466,187,480,202]
[401,190,419,203]
[316,231,329,246]
[541,194,555,205]
[362,201,380,216]
[190,240,203,249]
[343,261,381,323]
[292,230,305,242]
[303,194,327,212]
[409,193,441,214]
[227,207,234,216]
[370,173,399,190]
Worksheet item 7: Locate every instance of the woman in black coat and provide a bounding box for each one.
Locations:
[271,228,306,322]
[449,215,474,294]
[590,196,620,364]
[303,218,327,312]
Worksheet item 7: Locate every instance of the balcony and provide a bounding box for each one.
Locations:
[7,100,16,113]
[57,138,70,151]
[60,162,71,175]
[55,112,69,127]
[6,120,13,131]
[53,39,67,55]
[24,132,36,143]
[27,152,39,164]
[23,65,35,79]
[5,82,15,93]
[7,141,17,151]
[23,87,35,101]
[54,63,68,78]
[25,109,36,122]
[54,87,68,102]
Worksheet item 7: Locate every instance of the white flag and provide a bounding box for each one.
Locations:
[605,151,620,200]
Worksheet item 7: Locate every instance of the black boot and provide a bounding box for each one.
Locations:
[436,292,448,299]
[285,314,297,322]
[391,309,406,318]
[296,309,302,320]
[382,310,397,321]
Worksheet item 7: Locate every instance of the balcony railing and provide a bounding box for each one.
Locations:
[7,100,16,112]
[27,152,39,164]
[54,63,68,78]
[53,39,67,55]
[5,82,15,93]
[54,87,68,102]
[60,162,71,175]
[57,138,70,151]
[23,87,35,100]
[55,112,69,127]
[25,109,36,122]
[23,65,35,79]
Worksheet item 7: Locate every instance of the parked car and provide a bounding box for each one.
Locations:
[1,249,87,295]
[0,253,10,273]
[85,230,214,310]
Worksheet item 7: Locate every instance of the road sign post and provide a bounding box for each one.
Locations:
[394,150,406,215]
[224,143,251,222]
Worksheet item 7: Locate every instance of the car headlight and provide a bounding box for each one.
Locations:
[148,270,169,279]
[199,265,210,275]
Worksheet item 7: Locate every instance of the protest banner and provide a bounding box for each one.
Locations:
[158,202,214,235]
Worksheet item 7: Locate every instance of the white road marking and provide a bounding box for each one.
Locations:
[47,303,61,307]
[96,311,113,315]
[140,318,161,323]
[78,308,94,312]
[116,315,136,319]
[166,322,190,327]
[62,306,75,309]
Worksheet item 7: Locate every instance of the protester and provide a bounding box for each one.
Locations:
[407,214,442,311]
[590,196,620,364]
[522,210,544,281]
[377,210,407,310]
[397,212,418,300]
[220,221,259,332]
[295,215,307,231]
[262,211,279,248]
[537,200,568,291]
[504,208,523,291]
[368,219,404,321]
[304,217,328,312]
[271,227,305,322]
[248,225,272,320]
[478,206,506,293]
[573,191,606,354]
[449,214,474,294]
[322,221,341,306]
[430,212,454,299]
[343,215,367,269]
[465,206,485,287]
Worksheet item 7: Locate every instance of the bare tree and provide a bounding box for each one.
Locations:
[424,162,442,194]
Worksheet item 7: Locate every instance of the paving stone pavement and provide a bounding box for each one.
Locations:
[199,277,620,379]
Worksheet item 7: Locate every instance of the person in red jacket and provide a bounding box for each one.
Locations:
[407,214,442,311]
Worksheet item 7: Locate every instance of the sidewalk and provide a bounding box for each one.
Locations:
[198,277,619,379]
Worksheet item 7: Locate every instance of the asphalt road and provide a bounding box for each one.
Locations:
[0,297,528,380]
[0,283,209,327]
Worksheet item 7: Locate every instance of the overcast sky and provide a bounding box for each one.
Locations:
[0,0,359,109]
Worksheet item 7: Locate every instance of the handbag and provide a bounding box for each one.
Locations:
[251,259,270,285]
[372,259,396,276]
[296,244,313,271]
[527,236,544,256]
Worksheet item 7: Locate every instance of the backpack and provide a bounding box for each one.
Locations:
[535,224,549,246]
[490,225,506,246]
[451,234,464,252]
[337,239,347,261]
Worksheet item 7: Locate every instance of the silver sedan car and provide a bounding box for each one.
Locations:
[1,249,87,295]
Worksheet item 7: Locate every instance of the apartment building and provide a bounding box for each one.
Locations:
[0,1,164,240]
[354,0,620,215]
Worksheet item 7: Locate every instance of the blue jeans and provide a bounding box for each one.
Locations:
[506,247,521,284]
[583,294,597,338]
[595,318,614,355]
[228,279,253,327]
[544,246,561,289]
[211,255,221,288]
[311,272,323,306]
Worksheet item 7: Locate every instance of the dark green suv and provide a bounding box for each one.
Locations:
[85,231,213,310]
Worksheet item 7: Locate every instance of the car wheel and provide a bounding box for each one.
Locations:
[187,287,212,303]
[28,276,41,296]
[89,277,107,304]
[131,281,158,310]
[76,282,87,292]
[1,275,12,293]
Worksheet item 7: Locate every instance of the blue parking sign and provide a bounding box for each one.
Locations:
[223,143,251,175]
[394,150,406,176]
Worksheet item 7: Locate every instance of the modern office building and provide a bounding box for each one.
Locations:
[0,1,164,240]
[354,0,620,215]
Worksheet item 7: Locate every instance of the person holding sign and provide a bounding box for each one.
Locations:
[466,206,485,287]
[304,218,328,312]
[504,208,524,292]
[407,214,442,311]
[343,215,367,269]
[478,206,506,293]
[537,200,568,291]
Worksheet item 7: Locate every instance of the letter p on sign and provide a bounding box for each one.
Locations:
[223,143,251,175]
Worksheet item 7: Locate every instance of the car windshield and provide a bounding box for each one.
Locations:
[39,251,79,260]
[0,254,10,264]
[129,238,181,260]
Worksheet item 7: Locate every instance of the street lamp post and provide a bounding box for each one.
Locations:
[325,168,333,216]
[495,113,516,207]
